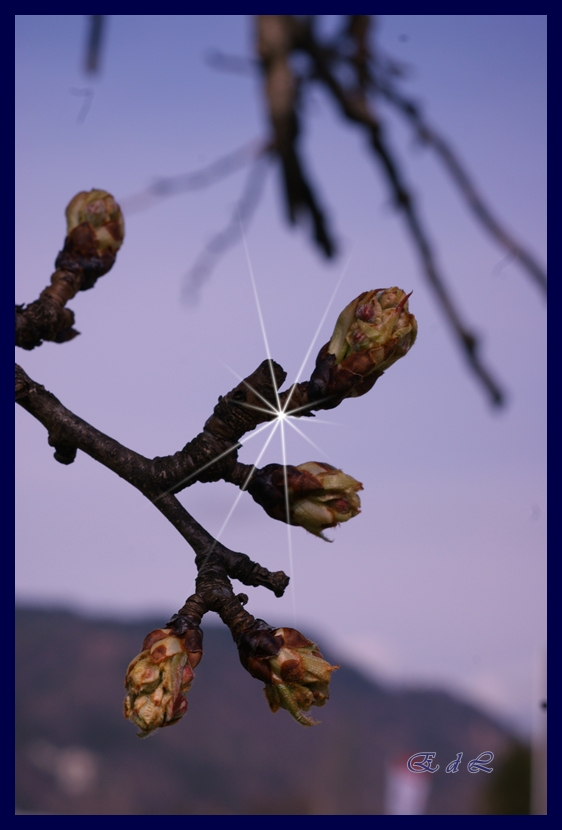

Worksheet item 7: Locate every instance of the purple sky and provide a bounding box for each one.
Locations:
[16,15,546,737]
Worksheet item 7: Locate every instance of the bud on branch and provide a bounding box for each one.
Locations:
[237,624,338,726]
[15,189,125,350]
[17,195,418,735]
[307,287,417,406]
[246,461,362,540]
[59,189,125,289]
[124,626,203,737]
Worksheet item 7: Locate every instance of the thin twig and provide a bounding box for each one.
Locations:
[182,155,270,303]
[377,79,547,296]
[119,139,266,215]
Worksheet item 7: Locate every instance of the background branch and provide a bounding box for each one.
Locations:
[120,139,265,215]
[84,15,105,76]
[377,78,547,296]
[99,15,544,408]
[182,155,270,303]
[256,15,336,259]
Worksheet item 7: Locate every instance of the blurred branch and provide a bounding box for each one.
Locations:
[120,139,265,215]
[205,48,259,75]
[183,154,270,303]
[342,15,372,91]
[69,87,94,124]
[377,79,547,296]
[117,16,543,406]
[84,15,105,75]
[256,15,336,259]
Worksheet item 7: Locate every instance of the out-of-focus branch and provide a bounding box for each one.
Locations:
[118,141,270,303]
[120,139,266,215]
[297,22,505,406]
[343,15,372,92]
[256,15,336,259]
[205,49,259,75]
[377,80,547,296]
[84,15,105,75]
[183,155,270,302]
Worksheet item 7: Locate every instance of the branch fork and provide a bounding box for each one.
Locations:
[16,190,417,732]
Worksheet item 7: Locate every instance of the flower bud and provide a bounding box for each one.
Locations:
[327,287,417,393]
[55,190,125,290]
[308,288,417,406]
[291,462,362,539]
[240,632,339,726]
[65,189,125,256]
[247,461,362,540]
[124,626,202,737]
[329,287,416,363]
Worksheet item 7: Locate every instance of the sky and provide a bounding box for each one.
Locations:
[15,15,546,738]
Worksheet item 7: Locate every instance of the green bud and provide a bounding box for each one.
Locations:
[326,287,417,396]
[247,461,362,539]
[263,628,338,726]
[124,628,200,737]
[291,462,362,540]
[65,189,124,256]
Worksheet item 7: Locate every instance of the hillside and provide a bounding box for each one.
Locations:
[16,606,521,814]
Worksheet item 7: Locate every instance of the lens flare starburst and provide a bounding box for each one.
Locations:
[214,228,354,617]
[148,226,353,622]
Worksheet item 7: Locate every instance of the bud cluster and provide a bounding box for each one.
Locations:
[124,626,202,737]
[329,287,416,371]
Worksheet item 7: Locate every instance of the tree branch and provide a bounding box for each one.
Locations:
[256,15,336,259]
[119,139,266,215]
[15,187,417,732]
[84,15,105,76]
[15,190,124,350]
[15,362,289,599]
[183,155,270,303]
[377,78,547,296]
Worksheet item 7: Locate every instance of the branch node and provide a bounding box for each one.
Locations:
[52,445,78,465]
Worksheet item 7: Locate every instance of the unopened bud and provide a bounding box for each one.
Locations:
[247,461,362,540]
[309,288,417,406]
[328,287,417,390]
[55,189,125,290]
[124,626,202,737]
[65,189,124,256]
[291,462,362,539]
[236,621,337,725]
